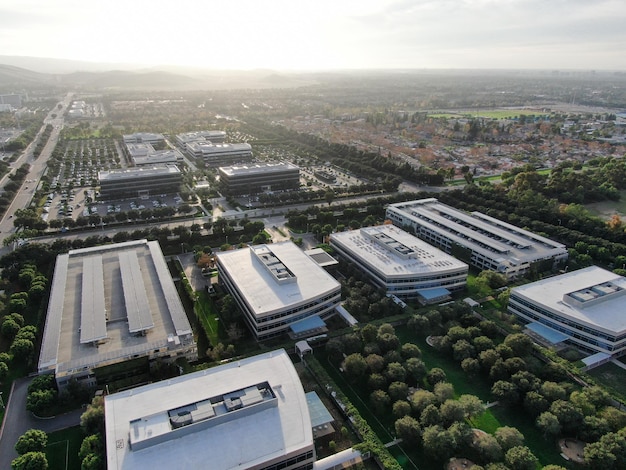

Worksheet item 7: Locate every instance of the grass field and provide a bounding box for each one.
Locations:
[195,291,221,346]
[586,362,626,403]
[46,426,84,470]
[586,190,626,220]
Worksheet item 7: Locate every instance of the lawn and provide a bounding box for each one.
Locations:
[195,291,222,346]
[586,189,626,220]
[46,426,84,470]
[586,362,626,403]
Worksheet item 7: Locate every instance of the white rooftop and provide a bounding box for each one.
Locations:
[219,162,299,177]
[98,164,180,181]
[511,266,626,335]
[216,241,340,318]
[331,225,468,278]
[105,349,312,470]
[188,142,251,154]
[387,198,567,266]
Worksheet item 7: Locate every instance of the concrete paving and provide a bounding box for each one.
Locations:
[0,377,82,469]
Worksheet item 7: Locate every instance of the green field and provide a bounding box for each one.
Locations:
[46,426,84,470]
[428,110,549,120]
[587,362,626,402]
[586,190,626,220]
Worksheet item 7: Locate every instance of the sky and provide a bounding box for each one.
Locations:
[1,0,625,71]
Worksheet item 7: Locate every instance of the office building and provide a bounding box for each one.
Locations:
[38,240,197,390]
[386,198,568,279]
[98,164,182,199]
[105,349,315,470]
[123,132,165,146]
[218,162,300,196]
[216,241,341,341]
[330,225,468,303]
[185,142,253,166]
[508,266,626,356]
[175,130,227,145]
[125,142,184,166]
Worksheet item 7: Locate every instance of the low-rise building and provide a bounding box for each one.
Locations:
[330,224,468,303]
[98,164,182,199]
[216,241,341,341]
[123,132,165,146]
[386,198,568,279]
[104,349,315,470]
[38,240,197,390]
[175,130,227,145]
[218,162,300,196]
[508,266,626,356]
[186,141,253,166]
[125,143,184,166]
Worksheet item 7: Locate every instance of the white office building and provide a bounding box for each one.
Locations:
[509,266,626,356]
[175,130,227,145]
[330,225,468,304]
[123,132,165,146]
[216,241,341,341]
[386,198,568,279]
[185,141,253,166]
[105,349,315,470]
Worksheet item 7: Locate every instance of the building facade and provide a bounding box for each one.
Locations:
[38,240,197,390]
[216,241,341,341]
[218,162,300,196]
[386,198,568,279]
[508,266,626,356]
[105,349,315,470]
[185,141,253,166]
[330,224,468,303]
[98,164,182,199]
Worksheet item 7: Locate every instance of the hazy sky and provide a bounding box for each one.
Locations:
[2,0,625,70]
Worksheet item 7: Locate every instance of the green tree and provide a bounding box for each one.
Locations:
[392,400,412,419]
[15,430,48,455]
[0,361,8,380]
[10,338,34,360]
[504,446,538,470]
[343,353,368,381]
[2,318,20,339]
[370,390,391,415]
[11,451,48,470]
[474,433,503,463]
[81,396,105,435]
[494,426,525,451]
[394,415,422,444]
[536,411,561,438]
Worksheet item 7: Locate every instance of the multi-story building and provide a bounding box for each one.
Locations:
[508,266,626,356]
[125,143,184,166]
[218,162,300,196]
[98,164,182,199]
[38,240,197,390]
[185,142,253,166]
[386,198,568,279]
[330,224,468,303]
[0,93,22,109]
[216,241,341,341]
[123,132,165,146]
[105,349,315,470]
[175,130,227,145]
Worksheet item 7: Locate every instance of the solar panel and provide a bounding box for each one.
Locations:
[119,250,154,334]
[80,255,108,344]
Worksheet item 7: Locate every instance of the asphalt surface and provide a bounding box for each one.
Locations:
[0,377,83,469]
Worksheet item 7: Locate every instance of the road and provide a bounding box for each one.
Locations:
[0,377,82,470]
[0,93,72,240]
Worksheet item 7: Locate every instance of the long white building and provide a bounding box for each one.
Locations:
[330,225,468,304]
[175,130,227,145]
[216,241,341,341]
[386,198,568,279]
[509,266,626,356]
[105,349,315,470]
[38,240,197,390]
[185,142,253,166]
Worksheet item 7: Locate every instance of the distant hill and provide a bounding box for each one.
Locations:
[0,57,317,91]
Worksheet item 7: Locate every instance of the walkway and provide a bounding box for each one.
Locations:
[0,377,82,469]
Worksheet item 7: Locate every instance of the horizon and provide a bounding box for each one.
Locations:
[2,0,626,72]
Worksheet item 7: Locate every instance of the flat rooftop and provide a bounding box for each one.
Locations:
[176,130,226,143]
[511,266,626,335]
[98,164,180,181]
[331,225,467,278]
[105,349,312,470]
[216,241,340,318]
[219,162,299,177]
[387,198,567,266]
[38,240,193,376]
[187,142,251,154]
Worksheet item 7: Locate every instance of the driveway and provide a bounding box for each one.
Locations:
[0,377,82,469]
